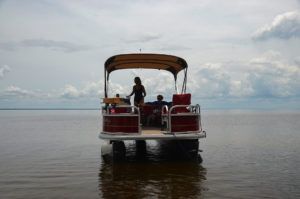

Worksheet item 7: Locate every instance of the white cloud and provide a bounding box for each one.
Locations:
[253,11,300,40]
[122,33,162,43]
[0,64,10,79]
[0,39,91,52]
[296,57,300,65]
[143,72,174,99]
[189,63,232,98]
[60,81,109,99]
[247,51,300,97]
[188,63,253,98]
[1,85,37,98]
[21,39,91,52]
[0,51,299,109]
[0,82,102,100]
[0,0,299,108]
[60,85,80,99]
[188,51,300,99]
[1,51,299,102]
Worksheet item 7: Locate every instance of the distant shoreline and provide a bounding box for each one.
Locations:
[0,108,299,111]
[0,108,100,110]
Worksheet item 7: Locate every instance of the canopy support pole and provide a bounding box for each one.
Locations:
[181,68,188,94]
[104,69,108,98]
[175,78,178,94]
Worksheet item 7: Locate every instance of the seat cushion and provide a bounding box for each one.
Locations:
[172,93,191,113]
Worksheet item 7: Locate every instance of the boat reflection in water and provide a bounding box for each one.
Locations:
[98,141,207,198]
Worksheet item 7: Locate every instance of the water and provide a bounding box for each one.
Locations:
[0,110,299,198]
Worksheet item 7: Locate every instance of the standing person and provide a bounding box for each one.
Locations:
[127,77,146,107]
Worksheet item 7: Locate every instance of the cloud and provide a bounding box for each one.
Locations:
[159,44,191,51]
[247,51,300,97]
[188,63,252,98]
[60,81,105,99]
[143,72,174,98]
[190,63,231,97]
[0,81,103,100]
[0,39,91,52]
[188,51,300,99]
[0,65,10,79]
[122,33,162,43]
[1,81,104,101]
[0,52,299,107]
[0,72,178,102]
[296,57,300,65]
[60,85,80,99]
[0,85,37,99]
[0,42,16,51]
[253,11,300,40]
[21,39,91,52]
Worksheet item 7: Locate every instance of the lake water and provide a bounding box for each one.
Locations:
[0,110,299,198]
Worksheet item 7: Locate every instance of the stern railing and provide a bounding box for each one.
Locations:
[162,104,202,134]
[102,105,141,134]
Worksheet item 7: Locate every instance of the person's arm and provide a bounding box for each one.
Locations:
[127,86,135,97]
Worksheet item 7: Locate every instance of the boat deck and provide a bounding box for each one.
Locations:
[99,127,206,141]
[142,129,161,135]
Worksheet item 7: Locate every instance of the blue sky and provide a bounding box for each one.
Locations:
[0,0,299,109]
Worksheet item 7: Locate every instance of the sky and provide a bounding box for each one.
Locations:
[0,0,299,109]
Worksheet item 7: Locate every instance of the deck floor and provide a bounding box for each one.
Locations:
[141,127,162,135]
[99,127,206,141]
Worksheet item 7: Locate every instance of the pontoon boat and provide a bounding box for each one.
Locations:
[99,53,206,161]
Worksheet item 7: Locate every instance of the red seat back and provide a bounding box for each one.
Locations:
[141,105,156,115]
[172,93,191,113]
[114,107,129,113]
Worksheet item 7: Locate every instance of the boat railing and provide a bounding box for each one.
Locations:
[102,105,141,134]
[162,104,202,134]
[102,104,139,114]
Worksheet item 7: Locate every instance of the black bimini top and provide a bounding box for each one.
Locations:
[104,53,188,79]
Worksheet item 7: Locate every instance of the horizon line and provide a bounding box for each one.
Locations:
[0,107,299,111]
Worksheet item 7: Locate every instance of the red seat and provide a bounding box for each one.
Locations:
[114,107,129,113]
[141,105,157,115]
[172,93,191,113]
[141,104,162,127]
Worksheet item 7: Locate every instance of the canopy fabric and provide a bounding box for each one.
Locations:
[104,53,188,78]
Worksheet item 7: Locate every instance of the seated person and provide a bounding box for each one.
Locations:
[145,95,171,126]
[145,95,171,107]
[115,93,130,105]
[113,93,131,113]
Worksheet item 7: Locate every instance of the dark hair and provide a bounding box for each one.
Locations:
[157,95,163,101]
[134,77,142,85]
